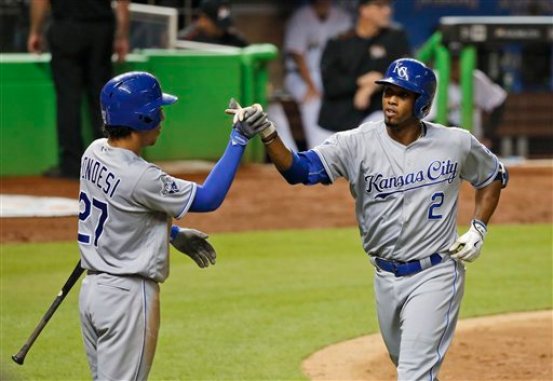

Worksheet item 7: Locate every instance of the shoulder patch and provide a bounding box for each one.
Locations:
[160,175,179,196]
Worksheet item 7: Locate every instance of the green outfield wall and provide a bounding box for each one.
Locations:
[0,45,277,176]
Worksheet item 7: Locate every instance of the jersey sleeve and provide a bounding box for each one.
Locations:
[312,132,351,182]
[132,166,197,219]
[460,134,500,189]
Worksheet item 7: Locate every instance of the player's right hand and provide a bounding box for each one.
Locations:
[225,98,274,139]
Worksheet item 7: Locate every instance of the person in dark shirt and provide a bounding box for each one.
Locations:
[318,0,410,132]
[178,0,248,47]
[27,0,130,179]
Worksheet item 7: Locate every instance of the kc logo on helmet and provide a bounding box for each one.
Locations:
[392,64,409,81]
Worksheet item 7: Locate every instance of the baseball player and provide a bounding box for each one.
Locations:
[228,58,508,380]
[78,71,263,380]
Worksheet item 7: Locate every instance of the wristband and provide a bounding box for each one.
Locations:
[259,122,276,139]
[261,131,278,145]
[471,219,487,237]
[170,225,180,242]
[230,128,249,146]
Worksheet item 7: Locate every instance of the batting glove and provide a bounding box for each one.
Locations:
[225,98,276,139]
[170,226,216,268]
[448,219,487,263]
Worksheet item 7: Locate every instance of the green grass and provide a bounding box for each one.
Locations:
[1,224,551,380]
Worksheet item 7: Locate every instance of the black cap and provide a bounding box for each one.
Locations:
[200,0,232,30]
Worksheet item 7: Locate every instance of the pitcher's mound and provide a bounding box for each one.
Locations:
[303,310,552,381]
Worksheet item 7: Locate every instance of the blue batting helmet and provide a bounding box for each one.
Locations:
[376,58,436,119]
[100,71,177,131]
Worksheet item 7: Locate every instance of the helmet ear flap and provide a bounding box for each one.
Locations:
[414,94,431,119]
[137,113,154,124]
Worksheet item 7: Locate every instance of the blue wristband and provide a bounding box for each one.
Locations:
[230,129,248,146]
[170,225,180,242]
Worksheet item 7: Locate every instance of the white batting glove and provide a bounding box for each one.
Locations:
[448,219,487,263]
[170,226,216,268]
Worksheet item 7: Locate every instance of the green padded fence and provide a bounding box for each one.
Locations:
[0,44,277,176]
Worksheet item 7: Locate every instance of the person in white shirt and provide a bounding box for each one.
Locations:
[426,57,507,149]
[283,0,352,148]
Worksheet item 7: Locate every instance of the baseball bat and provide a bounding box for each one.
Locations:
[12,260,84,365]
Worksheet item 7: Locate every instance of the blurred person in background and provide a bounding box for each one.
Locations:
[283,0,352,148]
[426,54,507,152]
[318,0,410,133]
[27,0,130,179]
[0,0,30,52]
[178,0,248,47]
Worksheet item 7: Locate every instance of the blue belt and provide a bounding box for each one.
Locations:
[374,253,443,277]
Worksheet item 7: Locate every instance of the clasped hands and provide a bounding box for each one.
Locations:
[224,98,276,143]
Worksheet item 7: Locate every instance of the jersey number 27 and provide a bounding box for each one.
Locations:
[78,191,109,246]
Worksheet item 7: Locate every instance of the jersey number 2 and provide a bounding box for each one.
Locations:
[428,192,444,220]
[78,191,108,246]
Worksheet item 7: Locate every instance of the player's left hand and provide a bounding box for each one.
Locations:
[448,219,487,263]
[170,227,216,268]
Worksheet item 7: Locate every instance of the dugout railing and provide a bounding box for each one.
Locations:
[417,16,553,158]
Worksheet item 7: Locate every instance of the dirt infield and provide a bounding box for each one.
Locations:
[303,310,553,381]
[1,163,551,243]
[1,162,552,379]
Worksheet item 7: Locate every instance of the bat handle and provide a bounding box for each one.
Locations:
[12,348,27,365]
[11,261,83,366]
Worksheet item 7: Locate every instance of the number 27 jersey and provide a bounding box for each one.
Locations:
[77,139,197,283]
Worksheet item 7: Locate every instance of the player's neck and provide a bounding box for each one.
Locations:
[386,120,423,146]
[107,135,142,155]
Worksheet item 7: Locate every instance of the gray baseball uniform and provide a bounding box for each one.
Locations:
[313,120,499,380]
[78,138,196,380]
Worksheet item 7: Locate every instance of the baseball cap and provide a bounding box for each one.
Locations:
[199,0,232,31]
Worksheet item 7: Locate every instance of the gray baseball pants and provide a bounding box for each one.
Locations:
[79,273,160,381]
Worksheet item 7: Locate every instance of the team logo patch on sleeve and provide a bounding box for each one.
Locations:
[161,175,179,196]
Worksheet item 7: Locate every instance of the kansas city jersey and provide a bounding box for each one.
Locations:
[313,121,499,261]
[78,139,196,282]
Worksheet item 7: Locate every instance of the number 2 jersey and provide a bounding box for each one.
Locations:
[78,138,197,283]
[312,121,500,262]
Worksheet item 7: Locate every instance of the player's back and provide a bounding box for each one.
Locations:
[77,138,172,282]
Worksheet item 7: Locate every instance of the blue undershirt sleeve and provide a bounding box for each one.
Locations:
[190,137,245,212]
[280,150,331,185]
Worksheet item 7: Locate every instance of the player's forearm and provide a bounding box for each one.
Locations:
[264,136,294,172]
[472,180,502,224]
[189,137,245,212]
[29,0,50,34]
